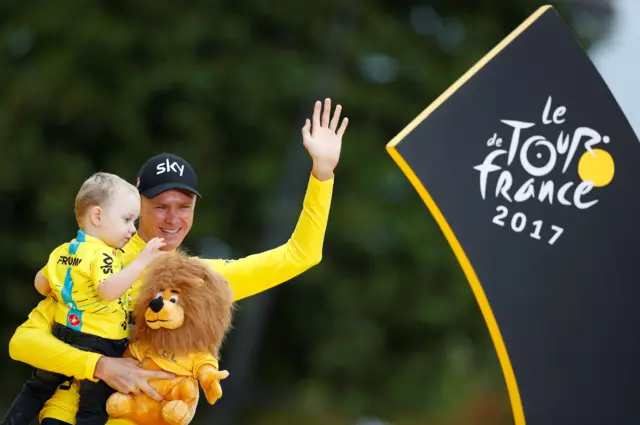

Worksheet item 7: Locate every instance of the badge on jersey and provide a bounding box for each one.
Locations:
[387,5,640,425]
[66,309,83,331]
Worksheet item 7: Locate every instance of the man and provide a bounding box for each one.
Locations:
[7,99,348,425]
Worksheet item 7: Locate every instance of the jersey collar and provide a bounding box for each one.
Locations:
[75,229,110,247]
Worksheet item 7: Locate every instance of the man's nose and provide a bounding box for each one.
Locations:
[149,297,164,313]
[165,213,180,225]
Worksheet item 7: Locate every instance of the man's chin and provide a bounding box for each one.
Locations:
[164,242,183,251]
[156,232,184,250]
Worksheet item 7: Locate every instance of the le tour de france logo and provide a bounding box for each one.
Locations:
[473,95,615,246]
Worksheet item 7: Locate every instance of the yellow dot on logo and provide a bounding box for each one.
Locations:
[577,148,615,187]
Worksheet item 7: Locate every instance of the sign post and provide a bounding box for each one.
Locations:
[387,5,640,424]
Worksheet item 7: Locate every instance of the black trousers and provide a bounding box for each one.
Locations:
[0,323,127,425]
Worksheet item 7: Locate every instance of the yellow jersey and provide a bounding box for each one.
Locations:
[43,230,131,341]
[8,173,333,425]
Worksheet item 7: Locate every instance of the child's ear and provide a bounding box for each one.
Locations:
[88,206,103,227]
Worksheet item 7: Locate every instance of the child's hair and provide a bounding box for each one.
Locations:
[75,172,138,227]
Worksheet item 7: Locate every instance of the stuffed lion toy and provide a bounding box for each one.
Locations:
[106,251,235,425]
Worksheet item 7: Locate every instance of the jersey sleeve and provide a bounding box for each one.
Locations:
[192,352,220,378]
[201,174,333,301]
[41,265,49,281]
[41,248,59,282]
[87,246,119,289]
[8,297,102,381]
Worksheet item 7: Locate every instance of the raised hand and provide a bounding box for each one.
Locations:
[302,98,349,181]
[137,237,166,266]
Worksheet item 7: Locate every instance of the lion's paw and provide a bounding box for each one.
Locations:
[162,400,192,425]
[106,393,135,418]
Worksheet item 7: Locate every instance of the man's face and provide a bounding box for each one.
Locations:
[138,189,196,251]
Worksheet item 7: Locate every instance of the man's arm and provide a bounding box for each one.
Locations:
[203,98,348,301]
[8,297,102,381]
[205,173,332,301]
[9,298,175,400]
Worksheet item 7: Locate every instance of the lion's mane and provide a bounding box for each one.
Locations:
[130,251,235,357]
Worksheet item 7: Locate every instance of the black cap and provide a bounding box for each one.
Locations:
[136,153,202,198]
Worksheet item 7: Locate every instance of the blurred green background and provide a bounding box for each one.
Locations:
[0,1,615,424]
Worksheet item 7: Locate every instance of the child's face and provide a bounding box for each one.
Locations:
[98,187,140,249]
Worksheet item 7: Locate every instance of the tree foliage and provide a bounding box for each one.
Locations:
[0,1,606,423]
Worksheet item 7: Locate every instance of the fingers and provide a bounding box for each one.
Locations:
[301,119,311,140]
[102,357,173,403]
[152,238,166,248]
[118,357,139,366]
[132,370,174,402]
[145,369,176,381]
[321,98,331,127]
[146,238,167,255]
[329,104,342,131]
[138,381,164,402]
[337,117,349,138]
[309,98,346,136]
[312,100,321,132]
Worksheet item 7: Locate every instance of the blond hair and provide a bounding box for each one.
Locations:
[75,172,138,227]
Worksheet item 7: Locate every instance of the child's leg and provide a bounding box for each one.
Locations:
[75,379,117,425]
[53,325,128,425]
[0,368,68,425]
[75,337,128,425]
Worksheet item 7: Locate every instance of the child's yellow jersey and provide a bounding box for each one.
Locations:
[43,230,131,341]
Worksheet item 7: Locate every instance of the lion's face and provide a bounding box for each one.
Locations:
[130,250,235,356]
[145,288,185,330]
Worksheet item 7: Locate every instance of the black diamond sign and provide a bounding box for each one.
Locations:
[387,5,640,425]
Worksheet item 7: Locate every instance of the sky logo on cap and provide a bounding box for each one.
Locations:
[156,158,185,176]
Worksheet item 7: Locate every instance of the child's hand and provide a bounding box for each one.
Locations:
[137,237,166,266]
